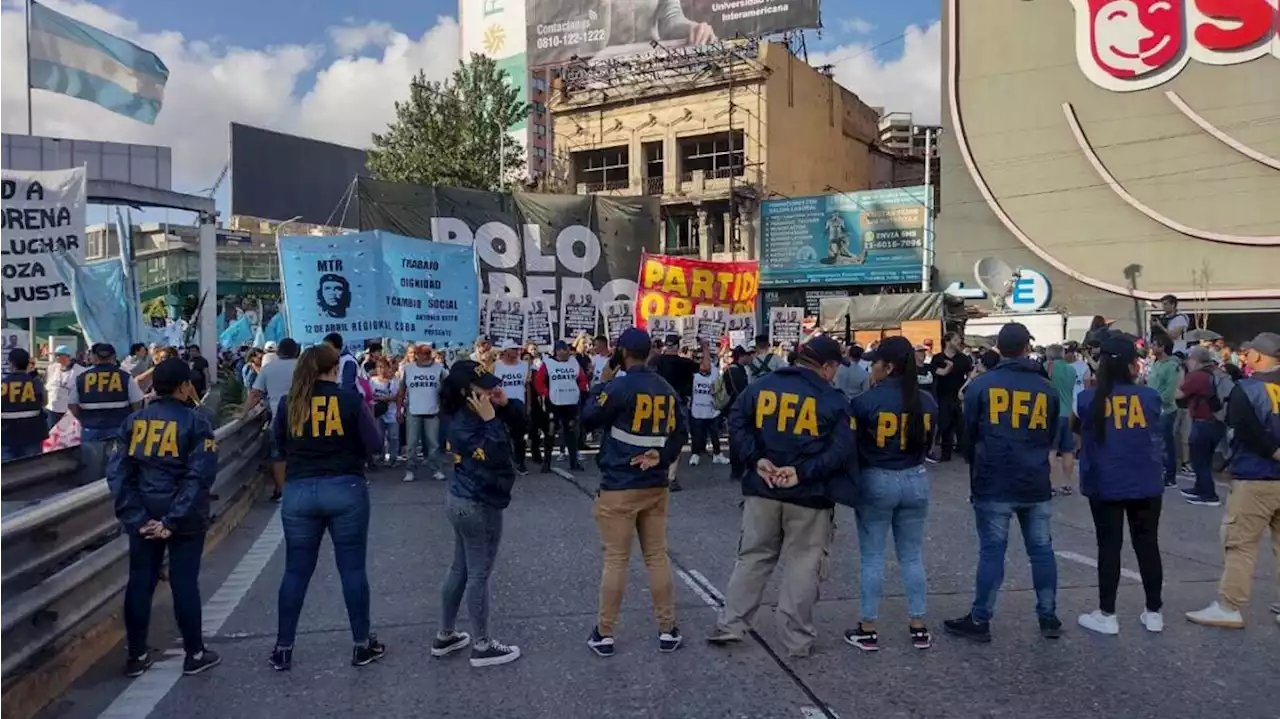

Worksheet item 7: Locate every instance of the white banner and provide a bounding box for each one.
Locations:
[2,167,86,318]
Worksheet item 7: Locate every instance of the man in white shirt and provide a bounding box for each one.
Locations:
[44,344,80,428]
[1153,294,1191,353]
[689,354,729,466]
[242,338,300,502]
[534,341,588,472]
[494,341,532,475]
[399,343,447,482]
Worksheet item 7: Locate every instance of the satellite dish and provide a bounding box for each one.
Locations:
[974,258,1020,311]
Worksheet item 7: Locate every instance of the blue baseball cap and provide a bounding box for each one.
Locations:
[618,328,652,355]
[996,323,1033,353]
[799,335,848,366]
[53,345,72,356]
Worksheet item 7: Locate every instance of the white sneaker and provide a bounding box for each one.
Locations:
[1185,601,1245,629]
[712,453,730,465]
[432,470,447,481]
[1077,610,1119,635]
[1140,610,1164,633]
[689,454,701,466]
[402,471,416,483]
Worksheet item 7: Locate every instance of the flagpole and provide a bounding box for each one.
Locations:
[25,0,34,135]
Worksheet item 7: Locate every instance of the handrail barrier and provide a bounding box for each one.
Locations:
[0,405,269,719]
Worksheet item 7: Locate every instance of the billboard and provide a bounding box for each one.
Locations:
[526,0,820,66]
[229,123,368,229]
[760,186,932,288]
[1,133,171,190]
[461,0,529,165]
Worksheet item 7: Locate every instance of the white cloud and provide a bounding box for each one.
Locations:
[0,0,459,192]
[839,18,874,35]
[810,21,941,125]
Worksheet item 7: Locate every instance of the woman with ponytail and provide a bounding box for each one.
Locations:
[270,344,385,671]
[1074,334,1166,635]
[844,336,938,652]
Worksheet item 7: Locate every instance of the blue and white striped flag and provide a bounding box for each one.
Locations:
[27,1,169,124]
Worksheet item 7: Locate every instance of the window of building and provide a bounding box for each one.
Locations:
[534,147,547,158]
[664,214,698,254]
[572,145,629,191]
[532,101,546,114]
[532,77,548,92]
[534,122,547,137]
[678,131,744,179]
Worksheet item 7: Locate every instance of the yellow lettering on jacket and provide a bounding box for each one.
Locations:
[1266,383,1280,414]
[631,393,676,434]
[2,380,36,403]
[85,370,124,393]
[875,412,935,449]
[306,396,344,437]
[129,419,180,457]
[1105,394,1148,429]
[989,387,1049,429]
[756,390,819,436]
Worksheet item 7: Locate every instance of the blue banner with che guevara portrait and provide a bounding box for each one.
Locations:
[277,230,480,348]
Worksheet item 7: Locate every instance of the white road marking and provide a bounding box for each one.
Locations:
[800,707,838,718]
[98,508,283,719]
[675,569,720,608]
[551,467,575,481]
[1054,550,1143,582]
[687,569,725,602]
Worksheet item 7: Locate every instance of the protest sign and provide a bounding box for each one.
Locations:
[561,289,598,343]
[486,296,526,348]
[524,297,554,348]
[769,306,803,347]
[678,315,698,351]
[649,315,678,342]
[695,305,727,358]
[633,251,758,329]
[726,312,756,352]
[603,300,634,345]
[2,167,86,317]
[479,294,491,338]
[277,230,479,347]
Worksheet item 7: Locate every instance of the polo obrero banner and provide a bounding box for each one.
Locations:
[632,251,758,330]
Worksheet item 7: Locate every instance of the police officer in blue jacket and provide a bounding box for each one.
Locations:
[106,358,221,678]
[707,335,856,658]
[70,343,144,486]
[2,348,49,461]
[1073,334,1166,636]
[1188,331,1280,629]
[580,328,689,658]
[946,322,1063,642]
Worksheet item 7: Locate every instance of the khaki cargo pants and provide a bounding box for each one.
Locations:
[1218,480,1280,612]
[716,496,835,657]
[594,486,677,636]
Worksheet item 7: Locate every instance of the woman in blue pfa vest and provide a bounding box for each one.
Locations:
[845,336,938,652]
[106,358,221,678]
[270,344,385,671]
[1073,334,1165,635]
[432,360,523,668]
[2,348,49,461]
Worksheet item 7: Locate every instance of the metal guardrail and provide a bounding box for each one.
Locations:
[0,449,83,505]
[0,406,268,683]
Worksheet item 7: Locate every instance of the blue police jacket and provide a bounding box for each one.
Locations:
[581,366,689,492]
[962,358,1061,503]
[446,405,517,509]
[106,396,217,535]
[273,381,383,481]
[726,365,857,509]
[1,371,49,449]
[1076,385,1164,500]
[76,365,134,431]
[1227,369,1280,480]
[850,377,938,471]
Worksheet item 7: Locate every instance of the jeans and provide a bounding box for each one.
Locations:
[405,414,441,471]
[546,404,579,464]
[381,420,401,461]
[277,475,371,648]
[124,531,206,657]
[690,416,722,456]
[855,466,930,621]
[1088,497,1163,613]
[79,436,119,486]
[1159,412,1177,485]
[1189,420,1224,499]
[440,494,504,640]
[1,442,43,462]
[971,500,1058,622]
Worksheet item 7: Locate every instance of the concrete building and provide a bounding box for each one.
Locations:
[548,41,881,261]
[878,112,940,159]
[935,0,1279,342]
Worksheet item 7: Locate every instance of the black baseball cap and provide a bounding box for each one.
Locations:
[448,360,501,390]
[8,348,31,369]
[799,335,848,366]
[152,357,194,395]
[1100,334,1138,362]
[1242,332,1280,359]
[553,340,570,352]
[618,328,652,355]
[996,323,1033,354]
[91,342,117,359]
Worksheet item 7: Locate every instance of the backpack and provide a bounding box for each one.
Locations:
[1208,370,1233,421]
[712,374,731,411]
[748,355,774,380]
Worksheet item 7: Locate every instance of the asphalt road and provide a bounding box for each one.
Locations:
[38,455,1280,719]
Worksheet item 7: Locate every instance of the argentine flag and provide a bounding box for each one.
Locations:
[27,1,169,124]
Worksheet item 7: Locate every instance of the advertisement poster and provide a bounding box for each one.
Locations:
[486,296,526,348]
[2,167,86,318]
[769,306,802,347]
[524,297,554,348]
[561,289,598,342]
[760,186,932,288]
[525,0,819,66]
[603,300,634,345]
[634,251,758,330]
[278,230,480,347]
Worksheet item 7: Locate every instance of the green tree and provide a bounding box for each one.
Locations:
[368,53,529,191]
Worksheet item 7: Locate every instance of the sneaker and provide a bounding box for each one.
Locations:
[1163,480,1178,489]
[1183,493,1221,507]
[470,639,521,667]
[705,626,744,646]
[1077,610,1119,635]
[182,649,222,675]
[569,460,585,472]
[669,480,683,492]
[1185,601,1245,629]
[402,471,416,483]
[515,464,529,476]
[843,624,878,652]
[431,631,471,658]
[432,470,447,481]
[1270,602,1280,615]
[1056,485,1074,497]
[268,647,293,671]
[124,652,154,678]
[943,614,992,643]
[712,453,730,465]
[540,461,552,474]
[588,626,615,657]
[1039,616,1063,639]
[690,454,701,466]
[1140,610,1164,633]
[658,627,683,653]
[1177,463,1195,477]
[352,636,388,666]
[269,490,283,503]
[909,625,932,650]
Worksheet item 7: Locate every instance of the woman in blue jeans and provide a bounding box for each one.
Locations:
[432,360,522,667]
[845,336,938,651]
[270,344,384,671]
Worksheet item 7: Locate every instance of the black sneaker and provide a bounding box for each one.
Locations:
[910,625,932,650]
[944,614,992,643]
[515,464,529,476]
[843,624,878,651]
[470,639,521,667]
[669,480,683,492]
[268,647,292,671]
[352,636,387,666]
[540,460,552,474]
[183,649,222,675]
[569,460,585,472]
[1183,493,1222,507]
[431,631,471,658]
[269,490,282,503]
[124,652,154,678]
[658,627,682,653]
[1039,616,1063,639]
[588,626,615,657]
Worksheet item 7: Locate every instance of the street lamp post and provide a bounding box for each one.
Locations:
[273,216,303,338]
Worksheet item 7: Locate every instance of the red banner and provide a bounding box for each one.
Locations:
[633,252,759,329]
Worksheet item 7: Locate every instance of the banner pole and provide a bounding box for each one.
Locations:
[25,0,34,135]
